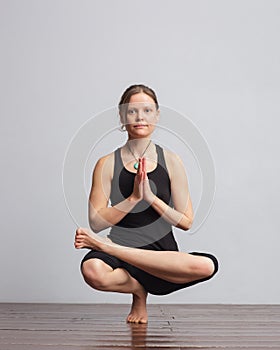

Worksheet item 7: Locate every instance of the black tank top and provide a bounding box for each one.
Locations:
[108,143,179,251]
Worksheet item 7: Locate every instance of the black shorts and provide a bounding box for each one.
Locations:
[81,250,219,296]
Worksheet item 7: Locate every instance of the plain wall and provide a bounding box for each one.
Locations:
[1,0,279,304]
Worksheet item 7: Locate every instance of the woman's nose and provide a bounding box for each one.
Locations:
[136,110,145,121]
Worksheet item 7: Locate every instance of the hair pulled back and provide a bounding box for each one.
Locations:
[118,84,159,120]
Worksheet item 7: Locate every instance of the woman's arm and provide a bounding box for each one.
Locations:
[143,151,194,231]
[88,155,141,233]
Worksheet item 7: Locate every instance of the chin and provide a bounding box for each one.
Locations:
[129,132,151,137]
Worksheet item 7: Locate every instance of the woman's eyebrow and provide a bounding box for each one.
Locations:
[127,103,155,110]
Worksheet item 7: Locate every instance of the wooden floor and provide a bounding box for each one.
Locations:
[0,303,280,349]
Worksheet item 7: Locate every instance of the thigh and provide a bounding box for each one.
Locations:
[121,261,183,295]
[81,250,123,270]
[121,252,219,296]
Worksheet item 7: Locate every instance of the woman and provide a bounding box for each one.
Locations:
[75,84,218,324]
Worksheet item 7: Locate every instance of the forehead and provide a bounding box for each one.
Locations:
[128,93,155,105]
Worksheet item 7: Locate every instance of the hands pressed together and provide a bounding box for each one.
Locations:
[131,157,156,205]
[75,157,156,250]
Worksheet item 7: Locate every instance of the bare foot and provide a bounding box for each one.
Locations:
[74,227,116,250]
[127,290,148,324]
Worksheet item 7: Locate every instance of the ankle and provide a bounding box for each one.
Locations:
[133,287,147,301]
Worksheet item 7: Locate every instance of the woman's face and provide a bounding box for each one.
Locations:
[121,92,159,139]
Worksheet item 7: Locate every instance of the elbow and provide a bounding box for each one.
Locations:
[90,225,102,234]
[88,207,102,233]
[89,217,102,234]
[178,224,192,231]
[89,223,102,234]
[176,217,193,231]
[89,212,111,233]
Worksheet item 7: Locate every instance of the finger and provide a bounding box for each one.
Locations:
[142,157,147,180]
[75,232,82,239]
[139,157,142,173]
[77,231,88,237]
[140,157,143,174]
[142,157,146,172]
[141,171,145,182]
[140,159,145,181]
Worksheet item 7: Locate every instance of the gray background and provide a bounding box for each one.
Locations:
[1,0,279,304]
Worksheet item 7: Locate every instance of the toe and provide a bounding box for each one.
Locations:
[139,318,147,324]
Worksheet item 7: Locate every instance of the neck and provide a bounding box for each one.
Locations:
[125,137,152,156]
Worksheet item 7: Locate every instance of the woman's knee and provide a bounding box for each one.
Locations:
[188,253,219,280]
[194,253,219,279]
[200,258,216,278]
[81,259,112,290]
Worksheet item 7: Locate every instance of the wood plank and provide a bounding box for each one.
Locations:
[0,303,279,349]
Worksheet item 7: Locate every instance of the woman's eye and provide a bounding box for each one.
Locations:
[145,109,151,113]
[128,109,135,114]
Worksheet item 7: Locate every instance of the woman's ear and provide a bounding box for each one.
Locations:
[119,111,125,125]
[119,112,128,131]
[155,109,160,123]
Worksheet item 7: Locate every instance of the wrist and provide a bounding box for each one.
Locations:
[146,193,156,205]
[128,195,141,204]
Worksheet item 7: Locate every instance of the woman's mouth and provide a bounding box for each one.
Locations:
[134,124,148,128]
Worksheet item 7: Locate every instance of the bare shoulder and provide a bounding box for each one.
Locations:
[163,147,183,165]
[163,148,184,181]
[96,151,114,165]
[93,151,114,181]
